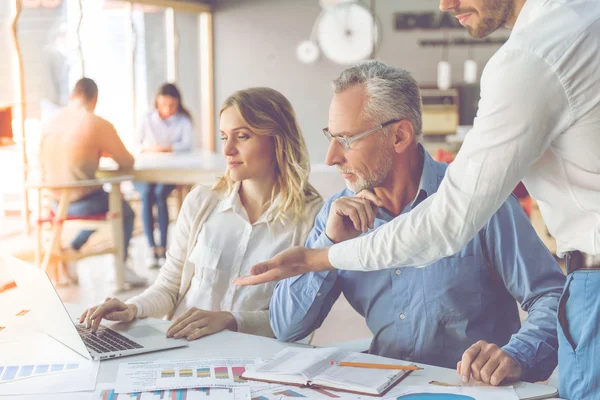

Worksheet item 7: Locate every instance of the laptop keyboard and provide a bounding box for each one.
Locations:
[76,325,144,354]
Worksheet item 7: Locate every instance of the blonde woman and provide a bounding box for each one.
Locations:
[80,88,322,340]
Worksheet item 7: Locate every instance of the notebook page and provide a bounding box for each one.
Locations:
[313,351,410,394]
[246,347,341,382]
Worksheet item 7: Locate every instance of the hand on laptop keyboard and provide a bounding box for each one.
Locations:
[76,324,144,353]
[80,297,138,333]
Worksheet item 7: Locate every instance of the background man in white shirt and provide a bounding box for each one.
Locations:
[235,0,600,398]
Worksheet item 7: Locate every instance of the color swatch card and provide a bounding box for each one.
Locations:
[0,361,100,396]
[0,332,99,391]
[0,362,83,383]
[115,358,261,394]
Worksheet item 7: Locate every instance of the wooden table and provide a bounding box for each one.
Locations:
[99,151,226,186]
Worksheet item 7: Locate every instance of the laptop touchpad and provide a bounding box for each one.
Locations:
[126,326,165,338]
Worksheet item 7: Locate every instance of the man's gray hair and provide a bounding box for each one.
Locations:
[332,60,422,138]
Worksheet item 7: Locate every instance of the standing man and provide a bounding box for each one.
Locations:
[236,0,600,398]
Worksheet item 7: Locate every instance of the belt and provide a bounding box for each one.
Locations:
[565,251,600,274]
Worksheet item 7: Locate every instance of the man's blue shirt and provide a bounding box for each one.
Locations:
[270,147,565,382]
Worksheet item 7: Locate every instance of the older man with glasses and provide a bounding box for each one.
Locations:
[268,61,565,386]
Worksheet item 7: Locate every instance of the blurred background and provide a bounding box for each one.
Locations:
[0,0,556,346]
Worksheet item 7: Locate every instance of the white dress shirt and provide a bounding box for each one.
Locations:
[127,184,322,337]
[173,182,320,335]
[330,0,600,270]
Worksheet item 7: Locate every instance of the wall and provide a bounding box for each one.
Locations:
[0,2,67,117]
[0,2,16,108]
[213,0,505,162]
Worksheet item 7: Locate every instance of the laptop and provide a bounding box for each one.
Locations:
[2,254,188,360]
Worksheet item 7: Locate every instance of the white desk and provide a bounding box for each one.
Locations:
[98,152,348,197]
[99,151,226,186]
[2,303,555,399]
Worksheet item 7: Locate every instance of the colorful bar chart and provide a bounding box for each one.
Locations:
[0,364,80,381]
[179,369,193,378]
[1,366,18,381]
[214,367,229,380]
[100,389,117,400]
[34,364,49,374]
[231,367,245,383]
[272,389,306,398]
[161,369,176,378]
[170,389,187,400]
[99,389,142,400]
[196,367,211,378]
[17,365,34,378]
[100,390,171,400]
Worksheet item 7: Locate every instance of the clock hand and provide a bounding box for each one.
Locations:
[344,6,353,42]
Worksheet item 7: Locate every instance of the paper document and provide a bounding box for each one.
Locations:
[384,385,519,400]
[0,332,99,395]
[0,362,85,383]
[0,360,99,396]
[250,384,355,399]
[96,383,251,400]
[115,358,260,394]
[0,290,39,344]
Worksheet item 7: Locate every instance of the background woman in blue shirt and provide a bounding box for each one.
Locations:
[135,83,193,268]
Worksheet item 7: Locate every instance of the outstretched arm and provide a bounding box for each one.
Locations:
[235,49,571,285]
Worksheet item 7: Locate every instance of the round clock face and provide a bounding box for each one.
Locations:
[317,2,378,65]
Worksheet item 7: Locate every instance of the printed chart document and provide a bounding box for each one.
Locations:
[0,333,99,395]
[250,383,360,399]
[115,358,260,394]
[242,347,414,397]
[96,383,251,400]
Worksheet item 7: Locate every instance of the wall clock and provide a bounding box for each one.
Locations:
[297,1,379,66]
[317,1,379,65]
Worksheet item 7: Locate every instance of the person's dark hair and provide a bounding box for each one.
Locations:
[72,78,98,101]
[155,83,193,122]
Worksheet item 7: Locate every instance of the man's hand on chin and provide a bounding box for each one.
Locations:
[233,247,333,286]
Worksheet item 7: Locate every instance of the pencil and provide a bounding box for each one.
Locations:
[429,380,459,387]
[329,361,423,371]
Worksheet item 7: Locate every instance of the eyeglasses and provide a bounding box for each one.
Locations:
[323,119,400,150]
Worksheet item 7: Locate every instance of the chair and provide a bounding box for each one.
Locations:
[26,175,133,291]
[0,106,14,146]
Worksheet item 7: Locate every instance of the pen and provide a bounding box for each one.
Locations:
[329,361,423,371]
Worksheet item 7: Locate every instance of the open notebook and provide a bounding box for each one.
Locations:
[242,347,416,396]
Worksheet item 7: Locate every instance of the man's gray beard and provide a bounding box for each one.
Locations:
[342,144,393,193]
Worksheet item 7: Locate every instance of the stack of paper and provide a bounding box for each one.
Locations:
[94,384,251,400]
[0,333,99,396]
